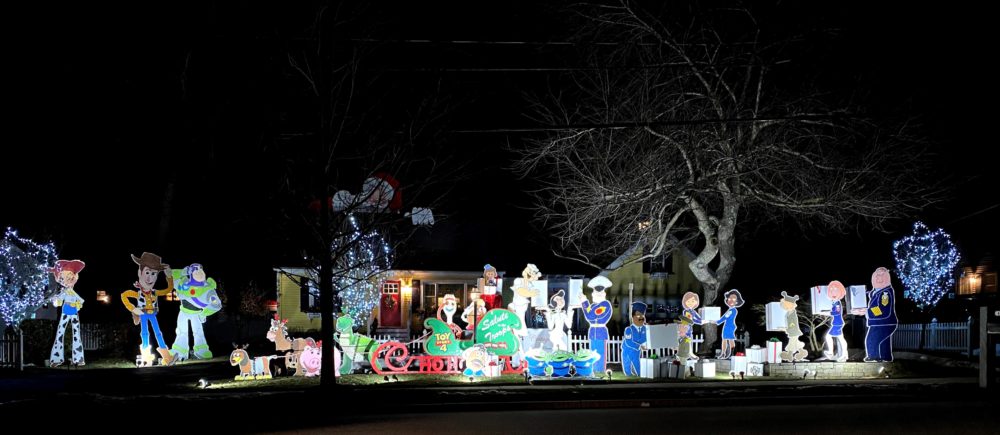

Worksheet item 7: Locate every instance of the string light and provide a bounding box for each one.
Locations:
[892,221,960,311]
[0,228,58,329]
[331,214,392,330]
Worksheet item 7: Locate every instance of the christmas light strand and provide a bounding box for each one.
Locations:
[892,221,960,311]
[0,228,58,329]
[330,215,392,330]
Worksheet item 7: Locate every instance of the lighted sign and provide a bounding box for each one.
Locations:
[48,259,86,367]
[170,264,222,361]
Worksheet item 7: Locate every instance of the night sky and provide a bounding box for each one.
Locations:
[3,1,997,309]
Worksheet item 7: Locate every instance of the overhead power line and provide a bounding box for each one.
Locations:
[451,114,848,134]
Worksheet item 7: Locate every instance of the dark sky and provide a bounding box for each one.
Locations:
[2,1,996,301]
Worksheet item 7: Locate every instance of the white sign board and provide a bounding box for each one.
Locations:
[847,285,867,312]
[810,286,833,315]
[699,306,721,322]
[529,280,548,308]
[647,323,678,350]
[568,279,584,308]
[766,302,787,331]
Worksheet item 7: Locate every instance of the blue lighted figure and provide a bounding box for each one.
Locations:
[621,302,648,376]
[865,267,898,362]
[715,289,744,359]
[580,275,614,373]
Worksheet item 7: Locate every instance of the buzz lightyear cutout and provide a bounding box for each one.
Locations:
[170,264,223,361]
[581,275,613,373]
[49,260,86,367]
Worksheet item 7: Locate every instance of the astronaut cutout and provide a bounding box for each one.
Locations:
[545,290,573,351]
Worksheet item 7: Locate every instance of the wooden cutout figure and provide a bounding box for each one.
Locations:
[865,267,898,362]
[437,294,462,337]
[509,264,540,366]
[121,252,176,366]
[715,289,744,359]
[480,264,502,310]
[461,298,487,331]
[229,344,275,380]
[681,291,703,325]
[676,316,697,361]
[462,344,489,377]
[621,302,648,376]
[545,290,573,351]
[49,260,86,367]
[820,281,849,362]
[580,275,613,373]
[170,264,222,361]
[778,291,808,362]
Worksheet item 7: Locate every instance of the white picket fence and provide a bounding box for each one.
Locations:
[893,318,973,353]
[0,328,22,370]
[370,331,750,363]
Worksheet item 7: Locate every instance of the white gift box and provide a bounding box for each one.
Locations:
[847,285,868,312]
[765,341,782,363]
[647,323,678,350]
[811,286,833,315]
[766,302,787,331]
[694,360,715,377]
[747,345,766,364]
[746,362,764,377]
[640,357,663,379]
[529,280,549,308]
[568,279,584,308]
[699,307,721,322]
[667,361,688,379]
[484,364,502,377]
[730,355,748,375]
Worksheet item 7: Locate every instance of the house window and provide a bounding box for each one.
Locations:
[300,278,321,313]
[642,252,673,278]
[382,282,400,295]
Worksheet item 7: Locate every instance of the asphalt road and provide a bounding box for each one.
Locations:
[274,401,1000,434]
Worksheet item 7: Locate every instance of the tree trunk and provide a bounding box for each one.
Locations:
[319,181,337,388]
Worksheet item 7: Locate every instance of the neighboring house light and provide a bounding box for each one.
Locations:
[96,290,110,304]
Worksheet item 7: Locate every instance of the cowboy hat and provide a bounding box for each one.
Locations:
[131,252,168,271]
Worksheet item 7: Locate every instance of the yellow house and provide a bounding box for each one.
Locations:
[274,268,504,338]
[602,248,702,324]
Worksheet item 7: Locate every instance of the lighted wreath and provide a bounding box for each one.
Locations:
[382,294,397,310]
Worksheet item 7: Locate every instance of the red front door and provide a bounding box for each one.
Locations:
[380,281,401,327]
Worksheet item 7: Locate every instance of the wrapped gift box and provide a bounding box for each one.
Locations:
[694,360,715,377]
[746,345,766,363]
[765,340,782,363]
[667,361,688,379]
[640,357,663,379]
[847,285,868,313]
[746,362,764,377]
[766,302,787,331]
[484,363,502,377]
[647,323,678,350]
[811,285,833,315]
[730,355,748,375]
[699,307,721,322]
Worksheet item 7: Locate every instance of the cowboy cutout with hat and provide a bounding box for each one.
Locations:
[49,259,87,367]
[121,252,176,366]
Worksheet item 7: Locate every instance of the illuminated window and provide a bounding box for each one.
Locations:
[382,282,400,294]
[96,290,110,304]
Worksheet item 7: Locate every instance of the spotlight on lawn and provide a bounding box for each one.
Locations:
[606,369,613,381]
[198,378,210,389]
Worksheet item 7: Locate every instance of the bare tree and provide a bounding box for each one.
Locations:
[515,2,938,351]
[277,2,455,387]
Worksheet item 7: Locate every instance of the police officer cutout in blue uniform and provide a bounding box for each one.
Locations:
[865,267,898,362]
[622,302,648,376]
[581,276,614,373]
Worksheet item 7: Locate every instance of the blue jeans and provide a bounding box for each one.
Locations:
[140,314,166,349]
